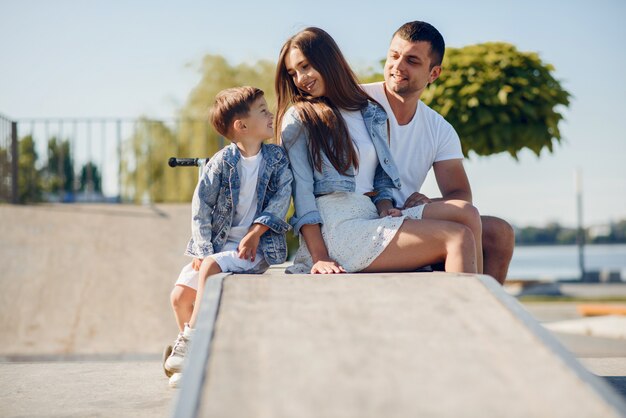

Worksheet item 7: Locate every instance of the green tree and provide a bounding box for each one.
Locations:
[44,137,74,196]
[422,42,571,158]
[361,43,571,158]
[121,55,277,204]
[17,135,44,203]
[0,145,10,202]
[79,162,102,193]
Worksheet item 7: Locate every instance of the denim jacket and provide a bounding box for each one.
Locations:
[185,142,293,266]
[281,100,401,234]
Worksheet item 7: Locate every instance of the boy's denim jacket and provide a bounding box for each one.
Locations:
[281,100,401,235]
[184,143,293,266]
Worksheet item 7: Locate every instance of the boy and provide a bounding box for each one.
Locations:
[164,86,293,388]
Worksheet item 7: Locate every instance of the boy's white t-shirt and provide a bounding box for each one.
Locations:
[361,82,464,206]
[227,151,263,242]
[340,109,378,194]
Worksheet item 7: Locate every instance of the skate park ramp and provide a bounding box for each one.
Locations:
[0,203,188,418]
[0,203,190,358]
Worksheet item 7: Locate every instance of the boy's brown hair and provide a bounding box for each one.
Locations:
[209,86,264,138]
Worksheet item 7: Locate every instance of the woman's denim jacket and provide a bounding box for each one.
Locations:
[281,100,401,235]
[184,143,293,267]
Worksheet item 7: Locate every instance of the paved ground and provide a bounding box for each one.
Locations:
[1,204,624,417]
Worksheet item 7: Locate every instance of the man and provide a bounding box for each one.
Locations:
[362,21,514,284]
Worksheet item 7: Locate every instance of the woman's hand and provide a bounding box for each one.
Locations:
[311,259,346,274]
[379,207,402,217]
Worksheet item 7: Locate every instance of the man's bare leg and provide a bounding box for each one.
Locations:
[481,215,514,284]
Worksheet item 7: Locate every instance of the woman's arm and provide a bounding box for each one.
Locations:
[300,224,346,274]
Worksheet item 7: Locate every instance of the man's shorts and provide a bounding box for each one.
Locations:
[175,241,268,290]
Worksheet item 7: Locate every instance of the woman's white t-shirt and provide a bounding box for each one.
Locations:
[340,109,378,194]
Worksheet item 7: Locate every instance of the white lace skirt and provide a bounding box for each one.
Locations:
[287,192,425,273]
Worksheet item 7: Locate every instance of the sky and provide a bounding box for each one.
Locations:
[1,0,625,227]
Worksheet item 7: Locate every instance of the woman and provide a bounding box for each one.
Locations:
[276,27,479,274]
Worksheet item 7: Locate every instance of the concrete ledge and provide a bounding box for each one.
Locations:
[172,272,626,418]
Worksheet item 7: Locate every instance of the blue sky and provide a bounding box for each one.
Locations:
[1,0,625,227]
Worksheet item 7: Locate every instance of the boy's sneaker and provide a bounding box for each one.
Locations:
[162,344,173,377]
[164,324,194,375]
[169,372,183,389]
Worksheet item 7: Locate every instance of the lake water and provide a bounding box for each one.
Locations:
[508,244,626,281]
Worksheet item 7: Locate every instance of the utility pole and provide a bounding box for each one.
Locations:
[575,169,586,281]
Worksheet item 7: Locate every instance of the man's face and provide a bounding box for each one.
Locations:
[384,35,441,97]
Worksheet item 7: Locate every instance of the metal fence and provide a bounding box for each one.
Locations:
[0,114,225,204]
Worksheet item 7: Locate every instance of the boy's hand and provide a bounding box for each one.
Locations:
[379,208,402,218]
[237,223,270,261]
[192,258,203,271]
[238,231,261,261]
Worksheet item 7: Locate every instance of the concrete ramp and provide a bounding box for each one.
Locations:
[174,272,626,418]
[0,203,191,357]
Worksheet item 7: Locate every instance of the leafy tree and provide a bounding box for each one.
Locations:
[362,43,571,158]
[121,55,277,204]
[44,137,74,195]
[79,162,102,193]
[422,42,571,158]
[17,135,44,203]
[0,145,10,202]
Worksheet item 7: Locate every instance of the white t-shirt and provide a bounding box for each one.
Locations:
[227,152,263,242]
[361,82,464,206]
[340,109,378,194]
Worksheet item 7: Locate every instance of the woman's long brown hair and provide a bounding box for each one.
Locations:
[275,27,370,174]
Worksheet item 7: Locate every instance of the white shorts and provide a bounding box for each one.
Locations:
[175,241,268,290]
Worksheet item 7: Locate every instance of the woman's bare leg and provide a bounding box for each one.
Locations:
[362,218,476,273]
[422,200,483,273]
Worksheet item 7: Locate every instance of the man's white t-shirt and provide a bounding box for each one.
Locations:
[227,152,263,242]
[340,109,378,194]
[361,82,463,206]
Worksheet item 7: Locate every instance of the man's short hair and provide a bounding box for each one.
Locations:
[393,21,445,67]
[209,86,264,138]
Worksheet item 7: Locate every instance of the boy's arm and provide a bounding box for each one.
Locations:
[252,154,293,234]
[190,160,222,258]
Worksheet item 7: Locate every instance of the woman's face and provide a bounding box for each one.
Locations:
[284,47,326,98]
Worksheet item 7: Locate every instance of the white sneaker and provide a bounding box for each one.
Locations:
[169,372,183,389]
[164,324,194,374]
[162,344,173,377]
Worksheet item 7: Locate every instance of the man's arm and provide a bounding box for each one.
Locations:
[401,159,472,208]
[432,159,472,203]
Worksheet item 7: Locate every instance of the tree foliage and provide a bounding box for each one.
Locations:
[121,55,277,203]
[17,135,44,203]
[421,42,571,158]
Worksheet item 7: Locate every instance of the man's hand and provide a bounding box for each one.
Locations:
[238,231,261,261]
[192,258,203,271]
[403,192,432,209]
[311,259,346,274]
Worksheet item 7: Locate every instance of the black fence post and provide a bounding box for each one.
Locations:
[11,121,18,204]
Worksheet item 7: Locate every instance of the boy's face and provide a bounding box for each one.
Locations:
[240,97,274,141]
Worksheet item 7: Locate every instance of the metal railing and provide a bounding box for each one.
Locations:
[0,114,225,204]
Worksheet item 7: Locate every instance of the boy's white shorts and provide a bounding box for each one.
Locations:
[175,241,267,290]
